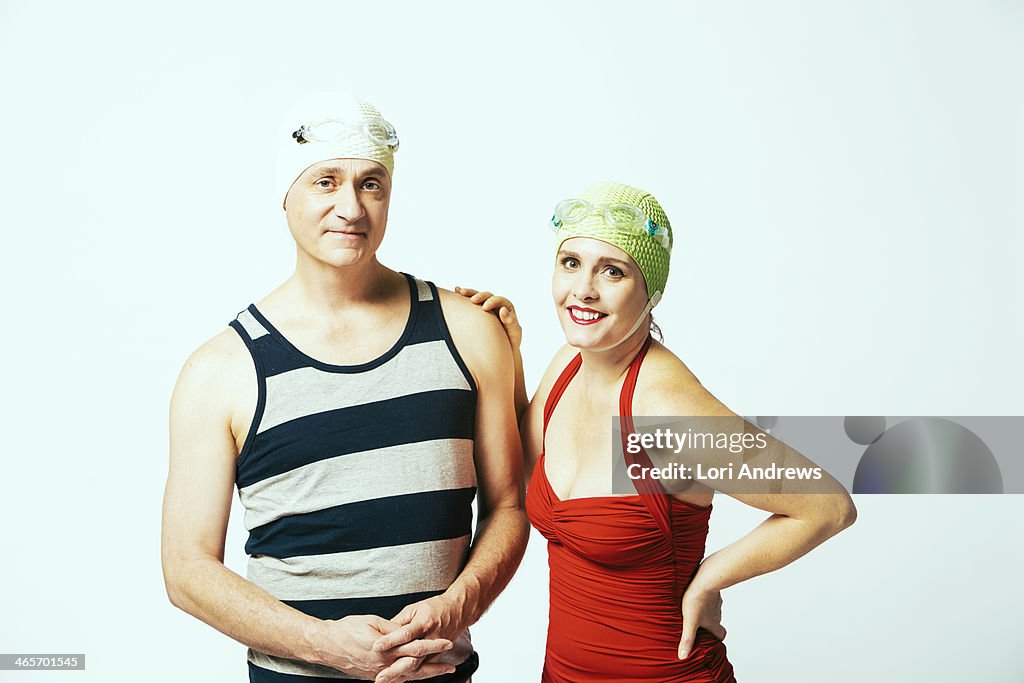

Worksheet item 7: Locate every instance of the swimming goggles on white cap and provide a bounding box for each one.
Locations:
[550,199,671,252]
[291,117,400,150]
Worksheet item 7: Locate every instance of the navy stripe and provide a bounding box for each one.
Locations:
[245,280,447,380]
[249,332,310,378]
[245,488,475,557]
[427,281,477,394]
[228,320,268,466]
[248,652,478,682]
[249,665,329,683]
[237,389,475,488]
[244,298,446,379]
[246,273,420,376]
[406,297,445,345]
[284,590,441,620]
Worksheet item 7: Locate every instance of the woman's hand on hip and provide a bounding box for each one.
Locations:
[678,584,726,660]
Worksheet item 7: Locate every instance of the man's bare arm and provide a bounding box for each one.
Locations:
[162,331,454,680]
[442,299,529,623]
[372,291,529,678]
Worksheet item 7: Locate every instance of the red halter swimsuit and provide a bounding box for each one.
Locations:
[526,339,736,682]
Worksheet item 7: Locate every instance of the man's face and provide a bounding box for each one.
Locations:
[284,158,392,269]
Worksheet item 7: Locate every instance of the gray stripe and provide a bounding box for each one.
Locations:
[415,277,432,301]
[247,536,471,602]
[237,309,269,339]
[239,439,476,529]
[248,650,357,679]
[258,339,471,434]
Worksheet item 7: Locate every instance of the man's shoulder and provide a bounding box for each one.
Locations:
[431,286,511,384]
[190,326,250,366]
[433,285,506,340]
[175,327,253,399]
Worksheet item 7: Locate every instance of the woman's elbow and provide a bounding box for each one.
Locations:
[831,494,857,533]
[807,494,856,538]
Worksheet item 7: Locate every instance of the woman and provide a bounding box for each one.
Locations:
[459,181,856,682]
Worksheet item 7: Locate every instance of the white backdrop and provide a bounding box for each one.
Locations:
[1,1,1022,681]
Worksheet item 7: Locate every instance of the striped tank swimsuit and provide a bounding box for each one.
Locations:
[229,273,480,682]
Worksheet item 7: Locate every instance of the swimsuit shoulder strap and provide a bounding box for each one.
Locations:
[618,336,652,435]
[618,336,674,542]
[542,352,583,441]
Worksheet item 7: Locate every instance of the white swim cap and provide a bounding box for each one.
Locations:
[275,93,398,207]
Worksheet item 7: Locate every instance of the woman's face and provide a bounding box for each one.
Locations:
[552,237,650,351]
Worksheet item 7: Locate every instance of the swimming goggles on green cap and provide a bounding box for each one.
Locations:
[550,198,671,252]
[292,117,399,150]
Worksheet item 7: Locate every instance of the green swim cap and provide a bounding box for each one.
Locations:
[553,181,673,299]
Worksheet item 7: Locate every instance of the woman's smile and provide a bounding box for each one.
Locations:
[567,306,608,325]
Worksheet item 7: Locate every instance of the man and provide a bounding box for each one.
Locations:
[161,93,528,682]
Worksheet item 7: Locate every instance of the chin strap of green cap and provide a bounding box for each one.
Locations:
[587,291,662,353]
